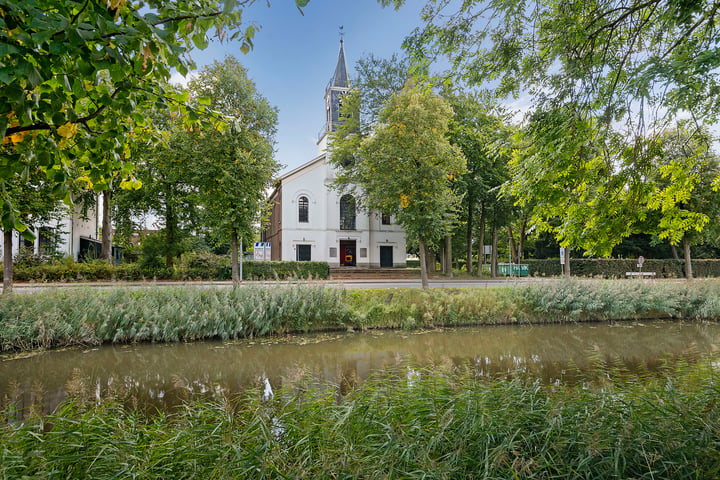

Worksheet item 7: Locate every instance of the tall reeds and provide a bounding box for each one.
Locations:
[2,280,720,353]
[2,360,718,478]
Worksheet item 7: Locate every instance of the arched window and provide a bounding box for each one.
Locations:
[298,196,309,223]
[340,194,356,230]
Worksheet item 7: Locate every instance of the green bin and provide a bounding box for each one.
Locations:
[497,263,529,276]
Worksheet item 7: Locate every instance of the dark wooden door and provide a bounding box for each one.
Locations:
[380,246,393,267]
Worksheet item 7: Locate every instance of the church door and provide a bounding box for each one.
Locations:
[340,240,356,266]
[380,246,393,268]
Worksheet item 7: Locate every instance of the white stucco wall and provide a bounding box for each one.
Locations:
[0,196,100,261]
[277,154,406,266]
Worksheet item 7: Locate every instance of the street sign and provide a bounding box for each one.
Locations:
[560,247,566,264]
[638,256,645,266]
[254,242,271,261]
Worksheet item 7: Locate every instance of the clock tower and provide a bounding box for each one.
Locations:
[318,37,350,151]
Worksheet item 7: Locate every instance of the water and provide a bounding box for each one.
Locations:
[1,321,718,413]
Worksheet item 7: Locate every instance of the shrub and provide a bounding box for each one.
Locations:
[525,258,720,278]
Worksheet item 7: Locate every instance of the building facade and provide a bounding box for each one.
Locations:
[2,195,122,262]
[266,40,406,267]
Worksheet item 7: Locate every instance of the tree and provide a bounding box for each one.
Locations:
[353,53,411,126]
[114,116,204,268]
[505,104,645,268]
[445,92,514,276]
[331,82,466,287]
[383,0,720,265]
[187,57,278,287]
[644,125,720,279]
[0,0,307,263]
[387,0,720,131]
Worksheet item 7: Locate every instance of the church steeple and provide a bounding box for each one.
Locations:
[324,36,350,135]
[331,38,349,89]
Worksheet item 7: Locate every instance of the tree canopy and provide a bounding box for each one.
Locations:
[381,0,720,260]
[0,0,303,236]
[331,82,466,287]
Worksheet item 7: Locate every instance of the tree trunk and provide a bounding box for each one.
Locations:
[564,248,571,278]
[445,235,453,278]
[466,193,474,275]
[165,201,175,268]
[231,229,241,287]
[101,190,113,264]
[507,225,518,263]
[3,231,12,294]
[491,226,498,278]
[476,207,485,278]
[683,236,693,280]
[426,250,436,273]
[418,235,429,288]
[518,216,527,261]
[671,243,680,260]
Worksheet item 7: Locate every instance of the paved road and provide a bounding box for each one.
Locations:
[5,277,538,294]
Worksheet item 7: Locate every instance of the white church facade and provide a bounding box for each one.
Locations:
[266,40,406,267]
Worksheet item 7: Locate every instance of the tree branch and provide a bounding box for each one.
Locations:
[6,87,124,136]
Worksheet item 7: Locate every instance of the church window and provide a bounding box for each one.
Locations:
[298,196,309,223]
[340,194,356,230]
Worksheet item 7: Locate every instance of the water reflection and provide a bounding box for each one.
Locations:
[1,321,718,414]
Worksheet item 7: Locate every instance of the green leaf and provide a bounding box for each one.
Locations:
[14,218,27,233]
[0,67,13,84]
[21,228,37,242]
[108,64,125,82]
[192,34,208,50]
[0,43,19,56]
[223,0,236,13]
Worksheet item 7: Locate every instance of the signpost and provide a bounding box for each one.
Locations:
[637,255,645,274]
[560,247,566,275]
[254,242,270,261]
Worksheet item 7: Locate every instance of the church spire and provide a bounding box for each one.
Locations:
[318,32,352,151]
[332,33,349,88]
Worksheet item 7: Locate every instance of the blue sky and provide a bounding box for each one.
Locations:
[172,1,425,174]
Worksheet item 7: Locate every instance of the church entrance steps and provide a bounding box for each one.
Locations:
[329,267,420,280]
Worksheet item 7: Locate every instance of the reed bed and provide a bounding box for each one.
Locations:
[1,360,718,479]
[2,280,720,352]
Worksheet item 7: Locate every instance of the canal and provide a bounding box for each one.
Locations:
[2,320,718,413]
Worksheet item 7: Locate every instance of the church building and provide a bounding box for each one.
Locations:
[265,40,406,267]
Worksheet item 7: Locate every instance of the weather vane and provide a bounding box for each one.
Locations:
[339,26,344,42]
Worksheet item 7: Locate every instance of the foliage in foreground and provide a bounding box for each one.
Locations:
[2,280,720,352]
[2,361,719,479]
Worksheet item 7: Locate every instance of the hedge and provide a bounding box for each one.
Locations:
[524,258,720,278]
[7,255,329,283]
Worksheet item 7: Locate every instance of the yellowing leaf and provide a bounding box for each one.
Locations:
[77,175,94,189]
[120,178,142,190]
[400,194,410,208]
[4,132,25,145]
[57,122,78,138]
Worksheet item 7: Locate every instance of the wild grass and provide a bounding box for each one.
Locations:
[1,359,719,479]
[0,286,353,351]
[2,279,720,353]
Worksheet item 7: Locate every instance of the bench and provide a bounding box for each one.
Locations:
[625,272,656,278]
